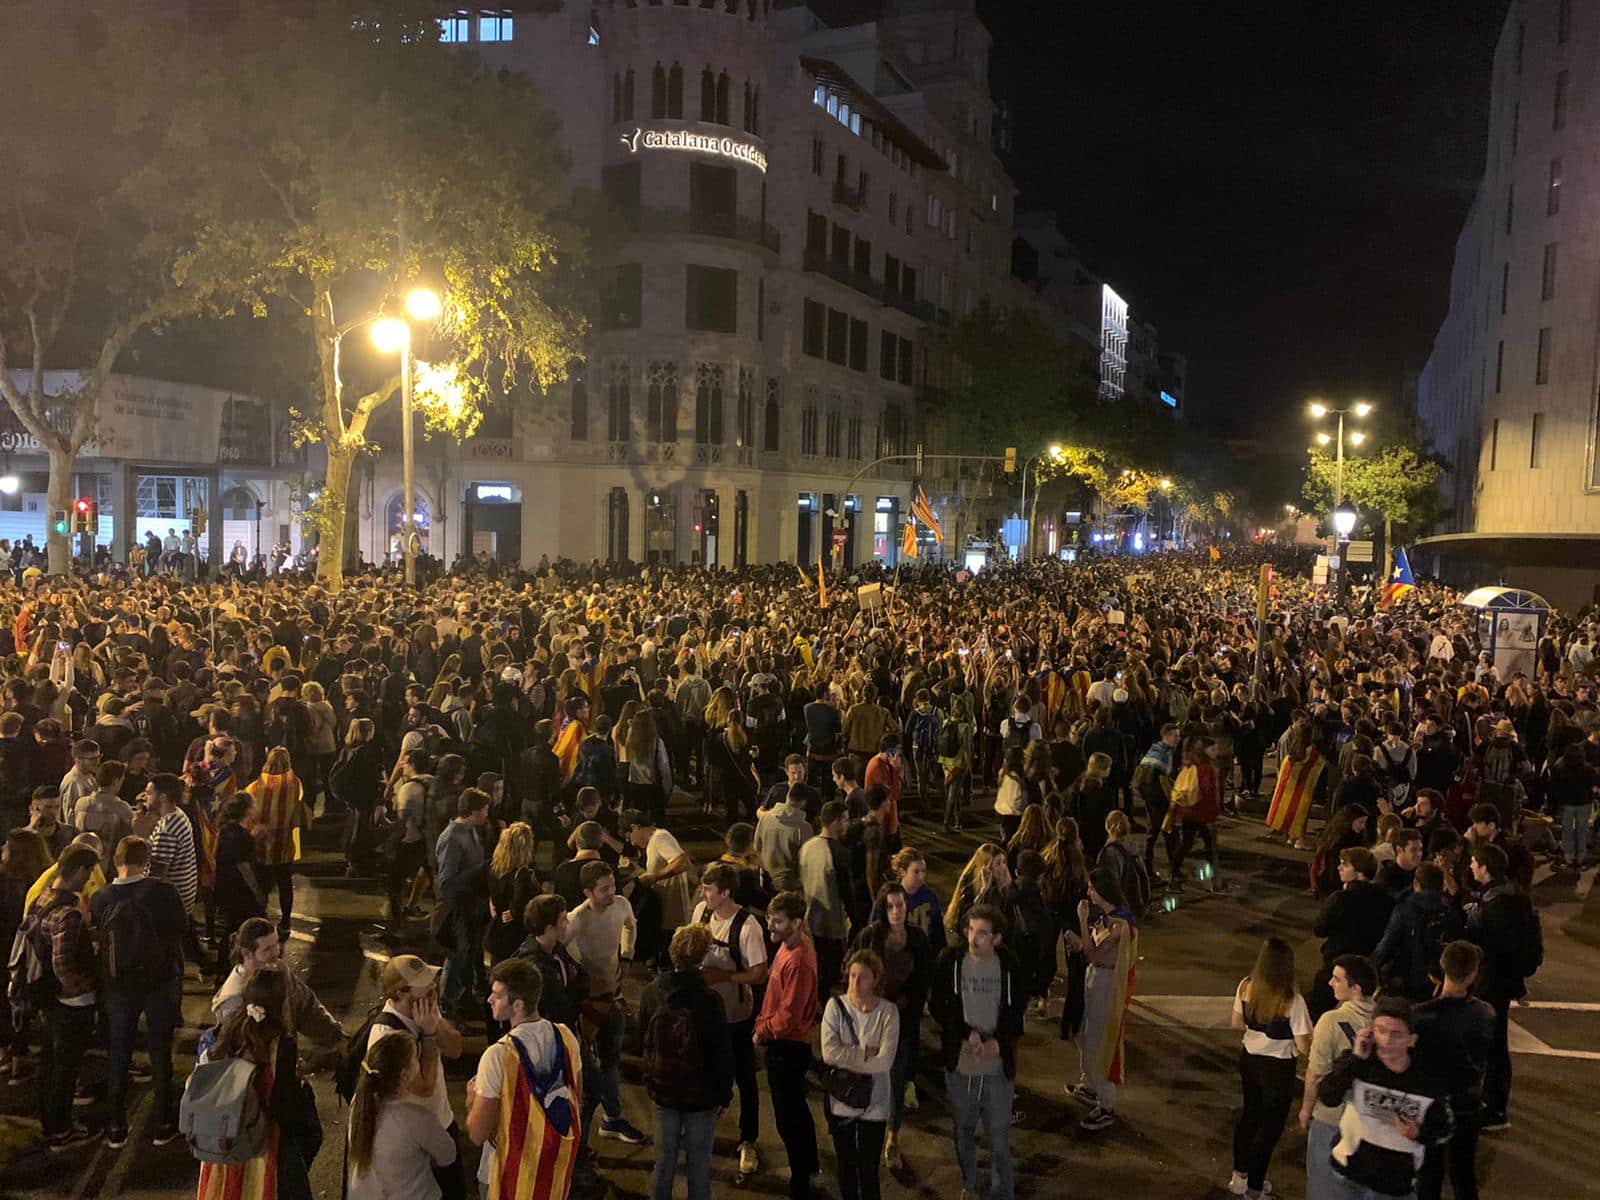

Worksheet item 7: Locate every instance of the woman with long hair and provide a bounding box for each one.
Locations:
[1071,865,1138,1134]
[1310,804,1370,898]
[347,1033,457,1200]
[1067,752,1117,863]
[943,843,1016,941]
[1097,810,1150,921]
[1005,804,1053,864]
[1227,937,1310,1199]
[706,710,760,825]
[624,708,672,827]
[246,746,306,940]
[485,823,539,967]
[331,718,383,877]
[701,686,740,817]
[301,682,339,815]
[853,882,933,1167]
[1264,721,1326,848]
[1043,818,1092,1044]
[196,970,317,1200]
[993,746,1029,847]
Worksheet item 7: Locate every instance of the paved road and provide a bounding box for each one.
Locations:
[4,781,1599,1200]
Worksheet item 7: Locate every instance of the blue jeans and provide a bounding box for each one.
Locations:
[581,1001,625,1147]
[105,984,181,1129]
[1560,804,1592,864]
[1307,1118,1343,1200]
[889,1005,922,1132]
[439,919,477,1016]
[652,1107,716,1200]
[945,1070,1014,1200]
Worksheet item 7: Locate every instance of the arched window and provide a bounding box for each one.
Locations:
[715,71,730,125]
[652,63,666,118]
[385,492,432,556]
[763,378,780,452]
[747,0,756,19]
[647,361,678,443]
[701,67,717,122]
[607,361,631,442]
[751,86,759,134]
[668,64,683,118]
[570,370,588,441]
[622,68,634,119]
[607,488,630,562]
[612,74,623,122]
[743,81,752,132]
[694,362,724,446]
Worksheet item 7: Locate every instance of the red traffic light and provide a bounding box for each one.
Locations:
[75,498,91,512]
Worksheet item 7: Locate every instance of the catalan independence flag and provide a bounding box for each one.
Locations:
[487,1024,583,1200]
[911,486,944,542]
[1379,546,1417,610]
[552,717,585,783]
[1265,747,1325,842]
[902,519,918,560]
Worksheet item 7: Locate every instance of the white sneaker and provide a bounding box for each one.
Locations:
[737,1141,759,1174]
[1227,1171,1249,1196]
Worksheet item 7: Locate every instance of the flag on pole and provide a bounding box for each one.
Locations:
[902,519,918,560]
[1208,546,1221,563]
[911,486,944,543]
[817,550,828,608]
[1379,546,1417,610]
[795,561,814,591]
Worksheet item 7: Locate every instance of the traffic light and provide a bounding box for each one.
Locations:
[72,497,96,534]
[51,510,69,537]
[1003,446,1017,475]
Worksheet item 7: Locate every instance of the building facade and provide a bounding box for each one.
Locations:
[1415,0,1600,606]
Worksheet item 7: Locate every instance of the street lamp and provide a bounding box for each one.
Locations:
[1333,500,1358,598]
[1307,398,1372,509]
[0,475,18,496]
[1020,444,1065,560]
[371,286,442,586]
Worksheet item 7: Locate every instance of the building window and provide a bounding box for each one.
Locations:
[763,378,780,452]
[1558,0,1571,44]
[607,488,630,562]
[1542,241,1558,300]
[879,330,896,381]
[889,191,898,223]
[826,308,848,365]
[1490,418,1500,470]
[647,360,679,442]
[1554,69,1568,131]
[805,210,827,258]
[716,72,730,124]
[884,254,900,296]
[1495,340,1504,392]
[438,13,469,42]
[751,86,760,135]
[757,277,765,341]
[812,136,823,176]
[602,161,641,228]
[802,300,826,357]
[570,371,588,441]
[1505,182,1514,234]
[689,162,737,235]
[849,318,868,371]
[668,63,683,118]
[881,403,903,456]
[743,81,753,132]
[737,367,756,447]
[608,263,642,328]
[652,63,667,118]
[607,362,631,442]
[1501,262,1509,315]
[1548,157,1562,214]
[694,362,725,444]
[801,393,819,455]
[700,67,716,122]
[897,336,914,386]
[478,12,514,41]
[1531,412,1544,467]
[1511,100,1519,154]
[1536,326,1552,384]
[825,407,841,457]
[685,265,737,332]
[847,413,863,460]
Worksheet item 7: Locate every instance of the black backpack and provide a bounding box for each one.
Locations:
[98,890,159,987]
[643,998,704,1110]
[6,906,57,1016]
[938,717,963,759]
[1003,717,1034,754]
[334,1007,410,1103]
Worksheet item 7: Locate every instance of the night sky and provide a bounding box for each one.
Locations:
[981,0,1508,440]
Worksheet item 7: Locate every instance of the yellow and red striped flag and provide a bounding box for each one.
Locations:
[1265,748,1325,842]
[902,519,918,560]
[486,1024,583,1200]
[911,487,944,543]
[817,550,828,608]
[552,717,585,783]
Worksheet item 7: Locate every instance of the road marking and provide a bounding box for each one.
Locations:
[1517,1001,1600,1012]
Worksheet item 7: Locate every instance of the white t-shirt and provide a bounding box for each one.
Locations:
[369,1004,454,1130]
[1233,982,1312,1060]
[690,900,768,1024]
[472,1020,568,1191]
[646,828,693,925]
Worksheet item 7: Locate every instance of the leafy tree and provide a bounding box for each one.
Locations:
[0,8,212,574]
[1303,441,1444,572]
[177,0,586,583]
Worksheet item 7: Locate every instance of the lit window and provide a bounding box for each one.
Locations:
[589,25,601,45]
[438,13,469,42]
[850,112,861,135]
[479,12,514,41]
[839,103,850,128]
[814,85,825,107]
[826,94,838,117]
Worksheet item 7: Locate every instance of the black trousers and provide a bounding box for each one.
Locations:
[765,1039,818,1199]
[265,863,295,933]
[388,839,427,919]
[729,1017,760,1143]
[1484,995,1512,1119]
[828,1115,887,1200]
[40,1003,95,1139]
[1141,790,1172,874]
[814,937,845,1006]
[1232,1050,1296,1191]
[1417,1113,1481,1200]
[1170,822,1218,880]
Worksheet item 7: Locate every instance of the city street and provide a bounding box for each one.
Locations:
[4,781,1598,1200]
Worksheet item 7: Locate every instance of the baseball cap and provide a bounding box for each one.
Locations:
[381,954,441,998]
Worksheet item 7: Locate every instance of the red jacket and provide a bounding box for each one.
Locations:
[864,752,904,836]
[1175,761,1222,825]
[755,936,818,1043]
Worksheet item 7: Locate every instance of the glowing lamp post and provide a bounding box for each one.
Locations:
[371,287,442,586]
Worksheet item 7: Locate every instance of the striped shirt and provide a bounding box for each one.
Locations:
[149,808,198,911]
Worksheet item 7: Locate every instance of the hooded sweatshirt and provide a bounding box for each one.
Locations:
[1308,995,1377,1126]
[754,801,813,893]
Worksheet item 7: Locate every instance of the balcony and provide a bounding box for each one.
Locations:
[629,207,780,254]
[802,247,882,303]
[885,289,935,321]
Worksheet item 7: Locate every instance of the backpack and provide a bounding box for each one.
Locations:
[98,890,159,987]
[938,717,963,759]
[333,1008,411,1104]
[1408,901,1465,998]
[1104,842,1150,920]
[5,907,56,1016]
[178,1056,269,1164]
[911,710,940,753]
[1003,718,1034,755]
[643,997,705,1110]
[1513,897,1545,979]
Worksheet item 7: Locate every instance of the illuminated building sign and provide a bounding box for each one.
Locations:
[620,126,768,173]
[474,484,514,502]
[1160,390,1179,408]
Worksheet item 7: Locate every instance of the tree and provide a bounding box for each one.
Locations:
[177,0,586,584]
[0,8,211,574]
[1303,441,1444,572]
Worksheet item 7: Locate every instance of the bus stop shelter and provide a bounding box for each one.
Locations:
[1459,586,1552,680]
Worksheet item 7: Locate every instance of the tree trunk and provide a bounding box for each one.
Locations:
[316,445,355,588]
[46,445,76,576]
[1027,477,1041,561]
[1382,515,1394,585]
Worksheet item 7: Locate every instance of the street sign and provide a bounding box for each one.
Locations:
[856,582,883,611]
[1345,540,1374,563]
[831,528,848,553]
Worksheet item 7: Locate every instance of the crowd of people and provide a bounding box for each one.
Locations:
[0,546,1585,1200]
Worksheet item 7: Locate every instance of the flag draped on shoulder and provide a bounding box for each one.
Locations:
[911,486,944,543]
[1266,747,1325,841]
[552,717,585,783]
[1379,547,1417,610]
[487,1024,583,1200]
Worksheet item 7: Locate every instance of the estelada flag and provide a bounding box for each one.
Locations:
[486,1024,583,1200]
[1266,747,1325,841]
[902,519,918,560]
[911,487,944,543]
[1379,546,1417,610]
[552,717,585,783]
[1209,546,1221,562]
[817,550,828,609]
